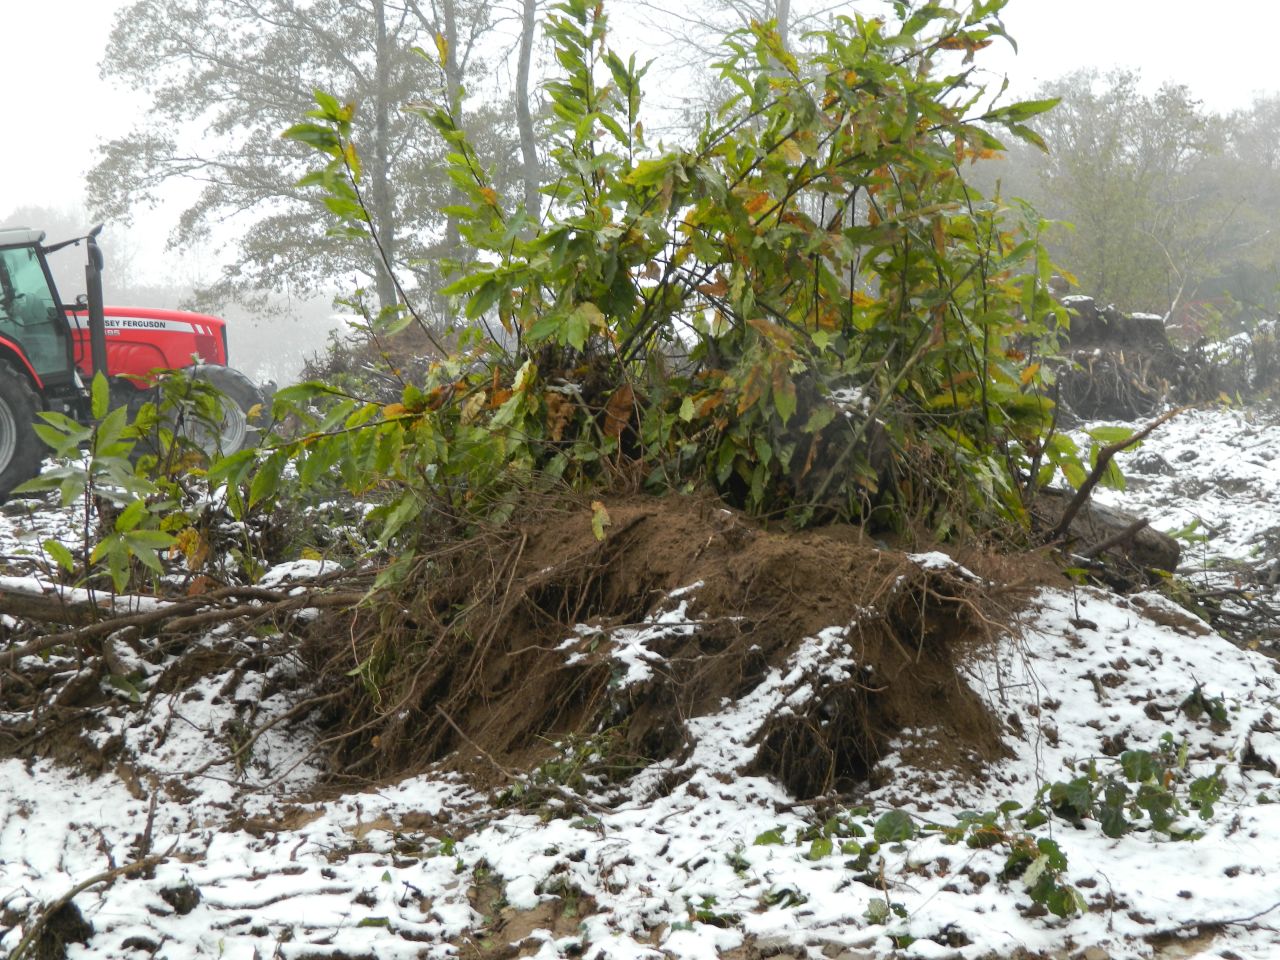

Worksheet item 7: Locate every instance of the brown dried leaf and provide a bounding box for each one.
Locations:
[603,383,635,440]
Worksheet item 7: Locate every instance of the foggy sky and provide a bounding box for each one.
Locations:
[5,0,1278,268]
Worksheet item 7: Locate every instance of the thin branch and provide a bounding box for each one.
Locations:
[8,843,179,960]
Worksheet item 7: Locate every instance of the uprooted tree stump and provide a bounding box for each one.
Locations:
[1056,296,1199,420]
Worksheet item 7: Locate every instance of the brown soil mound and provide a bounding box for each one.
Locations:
[308,493,1055,801]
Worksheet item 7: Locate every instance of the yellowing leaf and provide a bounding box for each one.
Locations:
[461,391,487,423]
[747,316,796,349]
[591,500,612,541]
[737,364,768,415]
[1020,362,1041,385]
[343,141,362,181]
[780,138,805,166]
[545,392,573,441]
[383,402,407,418]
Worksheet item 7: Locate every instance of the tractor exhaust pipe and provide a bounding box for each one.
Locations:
[85,224,108,379]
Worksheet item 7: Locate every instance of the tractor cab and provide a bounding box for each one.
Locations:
[0,229,80,396]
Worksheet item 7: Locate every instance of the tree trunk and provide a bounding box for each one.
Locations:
[776,0,790,50]
[516,0,541,233]
[370,0,398,315]
[441,0,463,327]
[442,0,463,254]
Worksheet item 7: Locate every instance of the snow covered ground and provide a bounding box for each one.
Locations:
[2,407,1280,959]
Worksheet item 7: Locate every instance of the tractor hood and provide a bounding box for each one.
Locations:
[68,305,231,383]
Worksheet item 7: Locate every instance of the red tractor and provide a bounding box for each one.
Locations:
[0,225,263,497]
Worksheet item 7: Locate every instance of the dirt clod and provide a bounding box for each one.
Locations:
[34,901,93,960]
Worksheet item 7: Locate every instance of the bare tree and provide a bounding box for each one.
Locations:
[92,0,512,319]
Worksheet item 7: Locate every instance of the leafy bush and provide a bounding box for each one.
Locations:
[277,0,1081,558]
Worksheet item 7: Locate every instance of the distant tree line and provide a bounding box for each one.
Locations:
[971,69,1280,329]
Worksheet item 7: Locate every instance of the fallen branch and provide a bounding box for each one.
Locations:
[160,591,366,635]
[433,704,615,816]
[1153,898,1280,937]
[0,585,367,670]
[1078,518,1150,560]
[1047,406,1186,545]
[184,690,344,780]
[0,589,107,627]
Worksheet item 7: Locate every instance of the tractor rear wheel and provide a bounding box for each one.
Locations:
[0,364,45,500]
[184,364,264,455]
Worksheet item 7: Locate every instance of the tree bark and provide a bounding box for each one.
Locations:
[516,0,541,233]
[442,0,463,254]
[370,0,399,314]
[776,0,790,50]
[441,0,463,327]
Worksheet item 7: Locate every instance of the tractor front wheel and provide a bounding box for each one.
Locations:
[0,364,46,500]
[185,364,265,455]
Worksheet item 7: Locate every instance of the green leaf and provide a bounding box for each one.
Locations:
[1120,750,1159,783]
[1098,457,1126,492]
[207,448,258,489]
[1061,460,1088,489]
[1099,802,1129,839]
[282,122,342,154]
[115,499,148,533]
[124,529,175,551]
[1045,885,1085,917]
[108,674,143,703]
[43,539,75,573]
[753,828,785,846]
[91,372,110,420]
[564,302,601,351]
[376,491,422,546]
[1086,425,1135,445]
[1059,777,1095,818]
[805,837,833,860]
[248,451,286,507]
[773,373,797,427]
[993,97,1061,123]
[873,810,916,844]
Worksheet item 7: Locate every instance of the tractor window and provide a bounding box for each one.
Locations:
[0,246,71,379]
